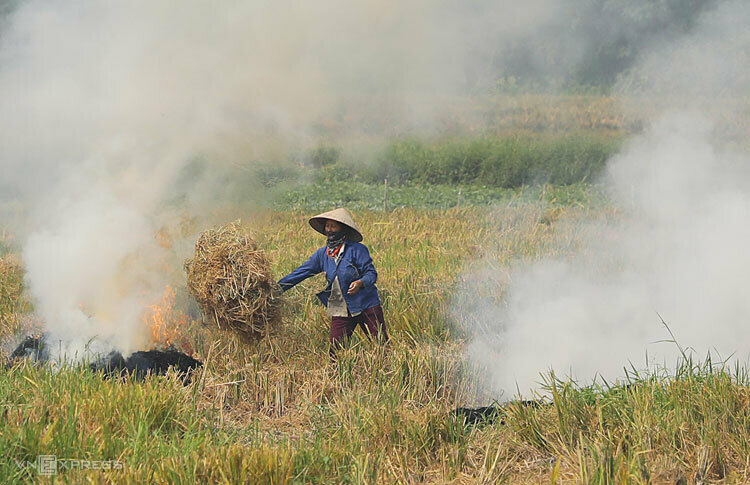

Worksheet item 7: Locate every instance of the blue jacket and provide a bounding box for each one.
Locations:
[278,242,381,314]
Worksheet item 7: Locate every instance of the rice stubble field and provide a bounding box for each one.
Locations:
[1,205,749,483]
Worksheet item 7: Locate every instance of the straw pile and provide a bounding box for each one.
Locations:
[185,221,281,338]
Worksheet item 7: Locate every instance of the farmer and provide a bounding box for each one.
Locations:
[278,208,388,354]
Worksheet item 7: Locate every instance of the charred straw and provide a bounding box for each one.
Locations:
[7,335,202,382]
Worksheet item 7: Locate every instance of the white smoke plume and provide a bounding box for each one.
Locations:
[458,0,750,398]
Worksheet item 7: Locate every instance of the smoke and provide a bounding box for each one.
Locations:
[22,189,160,357]
[458,0,750,398]
[0,0,588,359]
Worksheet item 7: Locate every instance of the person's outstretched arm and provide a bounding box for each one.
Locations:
[278,249,323,292]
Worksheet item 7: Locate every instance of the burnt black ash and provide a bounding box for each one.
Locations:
[91,348,203,381]
[9,335,47,361]
[8,335,202,382]
[451,400,548,426]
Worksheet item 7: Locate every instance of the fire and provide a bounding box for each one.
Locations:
[144,285,193,354]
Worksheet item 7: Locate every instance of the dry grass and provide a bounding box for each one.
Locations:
[185,220,282,339]
[0,254,29,342]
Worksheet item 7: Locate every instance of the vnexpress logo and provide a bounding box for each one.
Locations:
[16,455,124,475]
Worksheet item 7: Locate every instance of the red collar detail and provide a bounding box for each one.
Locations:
[326,244,343,258]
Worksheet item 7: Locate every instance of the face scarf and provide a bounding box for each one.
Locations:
[326,230,347,257]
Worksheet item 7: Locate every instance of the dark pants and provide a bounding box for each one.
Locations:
[330,304,388,353]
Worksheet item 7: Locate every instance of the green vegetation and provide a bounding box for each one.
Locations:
[258,130,619,212]
[343,134,620,187]
[254,131,623,213]
[270,181,607,212]
[175,94,641,212]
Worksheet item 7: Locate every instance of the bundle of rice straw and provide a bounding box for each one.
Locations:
[185,220,281,338]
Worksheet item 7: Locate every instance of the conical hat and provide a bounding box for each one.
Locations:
[309,208,363,242]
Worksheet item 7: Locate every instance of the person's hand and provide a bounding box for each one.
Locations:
[347,280,364,294]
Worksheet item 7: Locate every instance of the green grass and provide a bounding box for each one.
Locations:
[269,181,608,212]
[360,133,621,187]
[256,132,623,192]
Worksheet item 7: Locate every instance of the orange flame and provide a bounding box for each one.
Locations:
[144,285,193,354]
